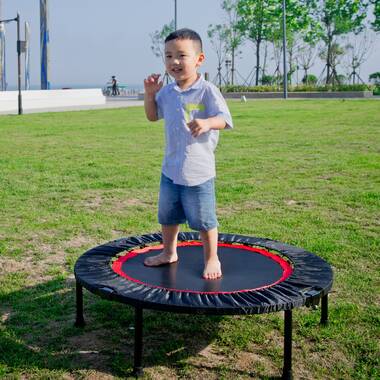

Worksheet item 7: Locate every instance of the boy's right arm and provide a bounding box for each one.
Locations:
[144,74,163,121]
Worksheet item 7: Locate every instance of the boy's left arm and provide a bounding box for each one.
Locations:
[187,116,227,137]
[187,84,233,137]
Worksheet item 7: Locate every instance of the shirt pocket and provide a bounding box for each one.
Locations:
[183,103,206,123]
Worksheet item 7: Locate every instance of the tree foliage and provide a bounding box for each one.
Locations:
[370,0,380,31]
[221,0,244,85]
[236,0,278,85]
[309,0,369,83]
[207,24,230,86]
[150,20,175,63]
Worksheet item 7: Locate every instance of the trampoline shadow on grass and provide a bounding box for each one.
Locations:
[0,277,235,378]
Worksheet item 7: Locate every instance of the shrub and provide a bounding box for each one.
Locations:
[302,74,318,85]
[261,75,275,85]
[369,72,380,85]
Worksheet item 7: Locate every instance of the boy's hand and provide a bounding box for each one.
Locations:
[144,74,163,97]
[187,119,210,137]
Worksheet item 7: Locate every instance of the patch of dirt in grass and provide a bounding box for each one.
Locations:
[1,307,12,323]
[234,350,278,375]
[307,343,353,376]
[79,189,154,212]
[197,344,226,366]
[71,369,115,380]
[68,330,111,373]
[65,235,97,250]
[83,194,104,209]
[218,200,267,216]
[1,245,63,285]
[0,256,29,274]
[144,366,179,380]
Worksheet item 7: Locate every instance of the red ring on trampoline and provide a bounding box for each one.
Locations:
[112,241,293,294]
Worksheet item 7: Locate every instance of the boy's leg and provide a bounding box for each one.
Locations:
[200,227,221,280]
[182,178,221,280]
[145,174,185,267]
[144,224,179,266]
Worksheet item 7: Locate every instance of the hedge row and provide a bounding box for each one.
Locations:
[221,84,373,93]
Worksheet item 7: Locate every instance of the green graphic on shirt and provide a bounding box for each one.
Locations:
[184,103,205,123]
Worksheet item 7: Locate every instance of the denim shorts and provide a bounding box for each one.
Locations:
[158,173,218,231]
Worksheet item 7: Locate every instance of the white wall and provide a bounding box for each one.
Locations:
[0,88,105,113]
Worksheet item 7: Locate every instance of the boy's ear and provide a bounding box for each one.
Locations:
[196,52,205,67]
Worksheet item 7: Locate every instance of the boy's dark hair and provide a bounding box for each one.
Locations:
[165,28,203,51]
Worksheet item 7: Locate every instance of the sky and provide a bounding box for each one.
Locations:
[1,0,379,89]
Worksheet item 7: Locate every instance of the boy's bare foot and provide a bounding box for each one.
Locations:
[203,259,222,280]
[144,251,178,267]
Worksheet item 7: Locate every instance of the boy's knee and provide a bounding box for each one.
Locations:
[187,211,218,232]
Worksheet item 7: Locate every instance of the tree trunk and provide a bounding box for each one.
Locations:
[262,42,268,78]
[231,46,235,86]
[326,29,333,84]
[255,39,261,86]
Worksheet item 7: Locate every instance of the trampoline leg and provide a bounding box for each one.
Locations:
[320,294,328,325]
[74,281,85,327]
[133,306,144,377]
[282,309,293,380]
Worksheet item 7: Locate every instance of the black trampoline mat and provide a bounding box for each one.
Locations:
[113,242,292,294]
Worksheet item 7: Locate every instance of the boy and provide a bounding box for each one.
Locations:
[143,28,233,280]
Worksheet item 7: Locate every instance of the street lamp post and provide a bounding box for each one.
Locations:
[174,0,177,30]
[282,0,288,99]
[16,13,23,114]
[0,13,24,114]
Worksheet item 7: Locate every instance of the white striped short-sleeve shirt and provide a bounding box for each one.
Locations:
[155,75,233,186]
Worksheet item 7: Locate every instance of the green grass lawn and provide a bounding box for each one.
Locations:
[0,99,379,379]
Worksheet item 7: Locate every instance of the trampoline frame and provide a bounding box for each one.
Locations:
[74,232,333,380]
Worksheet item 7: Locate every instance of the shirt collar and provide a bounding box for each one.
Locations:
[173,74,204,93]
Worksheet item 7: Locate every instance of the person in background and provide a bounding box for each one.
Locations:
[111,75,119,96]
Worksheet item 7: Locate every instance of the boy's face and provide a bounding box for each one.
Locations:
[164,38,205,86]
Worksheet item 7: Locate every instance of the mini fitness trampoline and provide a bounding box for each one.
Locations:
[74,232,333,379]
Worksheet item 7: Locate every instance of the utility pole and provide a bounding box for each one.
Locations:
[25,21,30,90]
[16,13,23,114]
[40,0,50,89]
[174,0,177,30]
[0,13,25,114]
[282,0,288,99]
[0,0,5,91]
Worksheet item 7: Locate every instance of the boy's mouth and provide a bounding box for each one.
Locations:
[171,68,182,74]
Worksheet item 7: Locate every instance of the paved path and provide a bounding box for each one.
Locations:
[0,96,144,115]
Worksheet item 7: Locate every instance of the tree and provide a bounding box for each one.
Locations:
[150,21,175,84]
[343,32,373,84]
[286,33,300,85]
[319,42,345,84]
[236,0,314,86]
[221,0,244,85]
[207,24,230,87]
[297,41,319,83]
[309,0,369,84]
[150,20,175,64]
[236,0,278,86]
